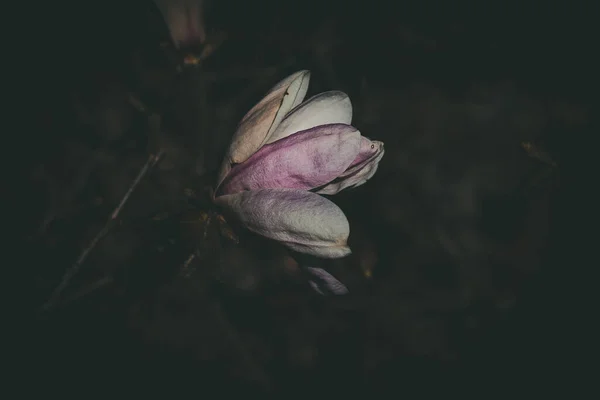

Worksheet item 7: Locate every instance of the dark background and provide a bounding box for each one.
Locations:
[22,0,590,395]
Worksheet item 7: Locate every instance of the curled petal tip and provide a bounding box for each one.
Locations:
[316,139,385,195]
[306,267,350,294]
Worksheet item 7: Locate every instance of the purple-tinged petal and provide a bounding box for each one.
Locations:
[215,189,351,258]
[305,267,349,295]
[154,0,206,49]
[346,137,382,172]
[316,139,384,195]
[266,91,353,144]
[217,70,310,186]
[217,124,361,196]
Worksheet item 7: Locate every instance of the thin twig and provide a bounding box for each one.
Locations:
[179,253,197,278]
[39,151,165,313]
[59,276,115,307]
[32,151,102,239]
[127,92,147,113]
[111,152,163,219]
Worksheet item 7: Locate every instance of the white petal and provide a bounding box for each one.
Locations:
[215,188,351,259]
[217,71,310,186]
[266,91,353,144]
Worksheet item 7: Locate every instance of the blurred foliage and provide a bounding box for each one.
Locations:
[21,0,591,395]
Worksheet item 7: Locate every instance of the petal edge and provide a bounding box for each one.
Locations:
[266,91,353,144]
[215,189,351,259]
[217,70,310,186]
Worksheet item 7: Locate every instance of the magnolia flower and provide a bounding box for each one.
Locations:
[214,70,384,259]
[154,0,206,49]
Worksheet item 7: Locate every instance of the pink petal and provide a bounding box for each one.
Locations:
[217,124,361,196]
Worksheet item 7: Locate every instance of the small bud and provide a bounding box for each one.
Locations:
[155,0,206,49]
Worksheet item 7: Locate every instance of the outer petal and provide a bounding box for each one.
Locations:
[154,0,206,48]
[316,139,384,195]
[215,189,351,258]
[266,91,353,144]
[217,124,361,196]
[217,71,310,185]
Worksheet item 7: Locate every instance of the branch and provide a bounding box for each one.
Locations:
[39,151,165,314]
